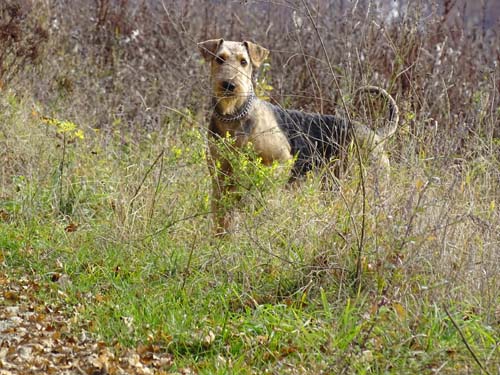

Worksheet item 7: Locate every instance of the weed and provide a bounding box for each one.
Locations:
[1,1,499,373]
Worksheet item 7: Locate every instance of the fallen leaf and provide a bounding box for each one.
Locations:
[64,222,78,233]
[3,291,19,302]
[0,209,10,221]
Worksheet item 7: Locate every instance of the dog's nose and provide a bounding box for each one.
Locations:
[221,81,236,92]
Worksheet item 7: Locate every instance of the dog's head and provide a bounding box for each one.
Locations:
[198,39,268,103]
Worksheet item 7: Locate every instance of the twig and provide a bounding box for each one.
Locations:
[444,305,491,375]
[141,210,212,240]
[129,149,165,210]
[181,234,198,290]
[383,178,434,296]
[300,0,367,293]
[58,132,67,213]
[148,150,165,220]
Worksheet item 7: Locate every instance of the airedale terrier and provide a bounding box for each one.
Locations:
[198,39,399,235]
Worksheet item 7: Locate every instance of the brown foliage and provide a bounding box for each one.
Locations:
[6,0,500,161]
[0,0,48,86]
[0,274,174,374]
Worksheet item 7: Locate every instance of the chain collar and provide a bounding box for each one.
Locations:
[213,94,255,123]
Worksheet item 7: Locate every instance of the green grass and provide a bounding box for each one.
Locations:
[1,93,499,374]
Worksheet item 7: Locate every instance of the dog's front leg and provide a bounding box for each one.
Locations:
[210,172,232,236]
[207,142,239,236]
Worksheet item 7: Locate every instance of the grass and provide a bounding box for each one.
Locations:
[1,91,498,374]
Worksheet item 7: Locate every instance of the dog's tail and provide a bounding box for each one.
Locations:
[354,86,399,141]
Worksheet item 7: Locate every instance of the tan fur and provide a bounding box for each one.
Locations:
[205,100,292,235]
[198,39,268,116]
[199,39,292,234]
[248,103,292,164]
[199,39,398,235]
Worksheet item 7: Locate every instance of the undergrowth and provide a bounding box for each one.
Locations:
[1,1,499,374]
[1,91,498,374]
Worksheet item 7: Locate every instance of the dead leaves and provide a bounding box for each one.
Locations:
[0,209,11,222]
[0,274,175,375]
[64,222,79,233]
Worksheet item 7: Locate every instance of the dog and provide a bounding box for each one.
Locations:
[198,39,399,235]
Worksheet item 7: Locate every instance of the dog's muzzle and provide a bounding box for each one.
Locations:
[221,81,236,93]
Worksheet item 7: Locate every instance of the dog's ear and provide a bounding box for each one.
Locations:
[244,41,269,68]
[198,38,224,61]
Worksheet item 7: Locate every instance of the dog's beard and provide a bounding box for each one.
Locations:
[214,91,251,115]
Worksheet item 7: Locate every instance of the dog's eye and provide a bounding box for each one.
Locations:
[241,59,248,66]
[216,56,225,65]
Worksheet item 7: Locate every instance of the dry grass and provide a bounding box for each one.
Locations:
[1,0,499,373]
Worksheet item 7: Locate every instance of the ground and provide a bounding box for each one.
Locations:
[0,273,176,375]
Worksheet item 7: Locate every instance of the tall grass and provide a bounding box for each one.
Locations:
[1,0,499,373]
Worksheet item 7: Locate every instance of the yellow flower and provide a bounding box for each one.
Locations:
[41,116,84,140]
[57,120,77,133]
[74,129,85,140]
